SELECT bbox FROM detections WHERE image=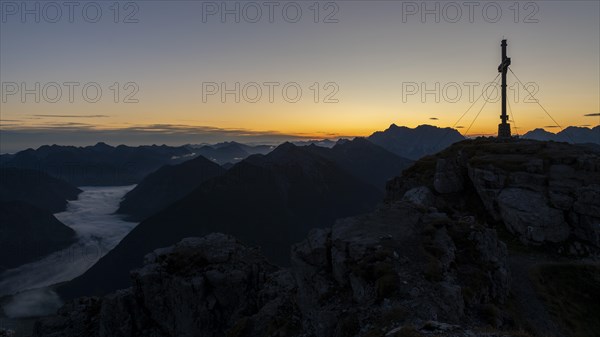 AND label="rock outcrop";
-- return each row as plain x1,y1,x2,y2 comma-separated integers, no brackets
33,234,285,337
291,203,510,336
388,139,600,252
497,188,569,243
0,329,15,337
34,200,513,337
